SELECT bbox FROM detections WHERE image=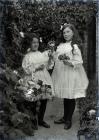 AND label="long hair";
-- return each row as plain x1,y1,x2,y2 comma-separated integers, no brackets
58,23,82,54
